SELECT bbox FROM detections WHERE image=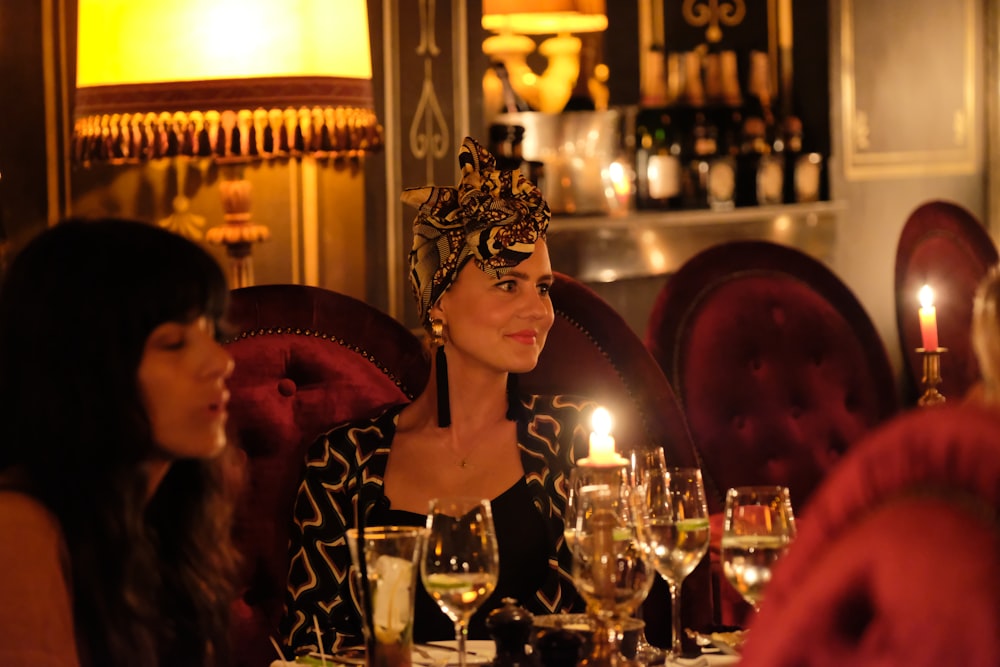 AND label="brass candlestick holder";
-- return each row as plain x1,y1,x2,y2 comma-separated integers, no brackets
917,347,947,407
571,459,643,667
